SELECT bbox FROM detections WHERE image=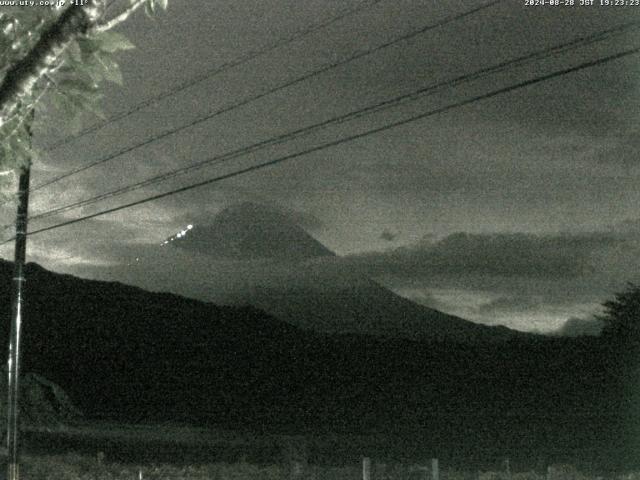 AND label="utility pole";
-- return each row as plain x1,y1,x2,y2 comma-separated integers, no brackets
5,118,32,480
